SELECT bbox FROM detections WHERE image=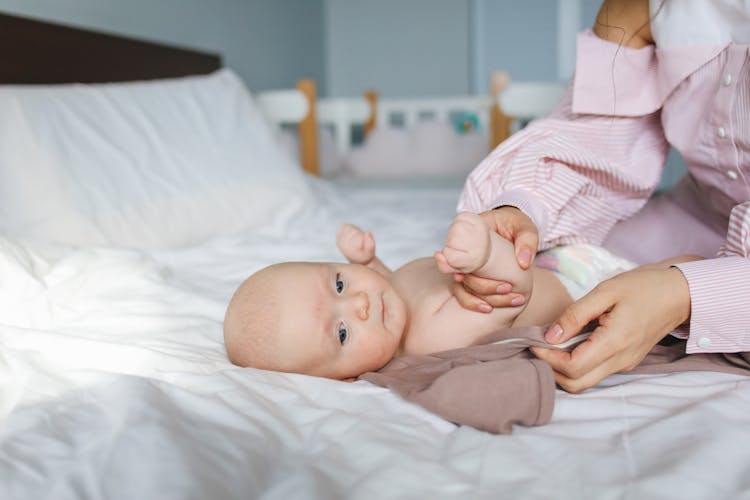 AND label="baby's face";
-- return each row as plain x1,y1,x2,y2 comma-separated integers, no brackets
270,262,407,379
